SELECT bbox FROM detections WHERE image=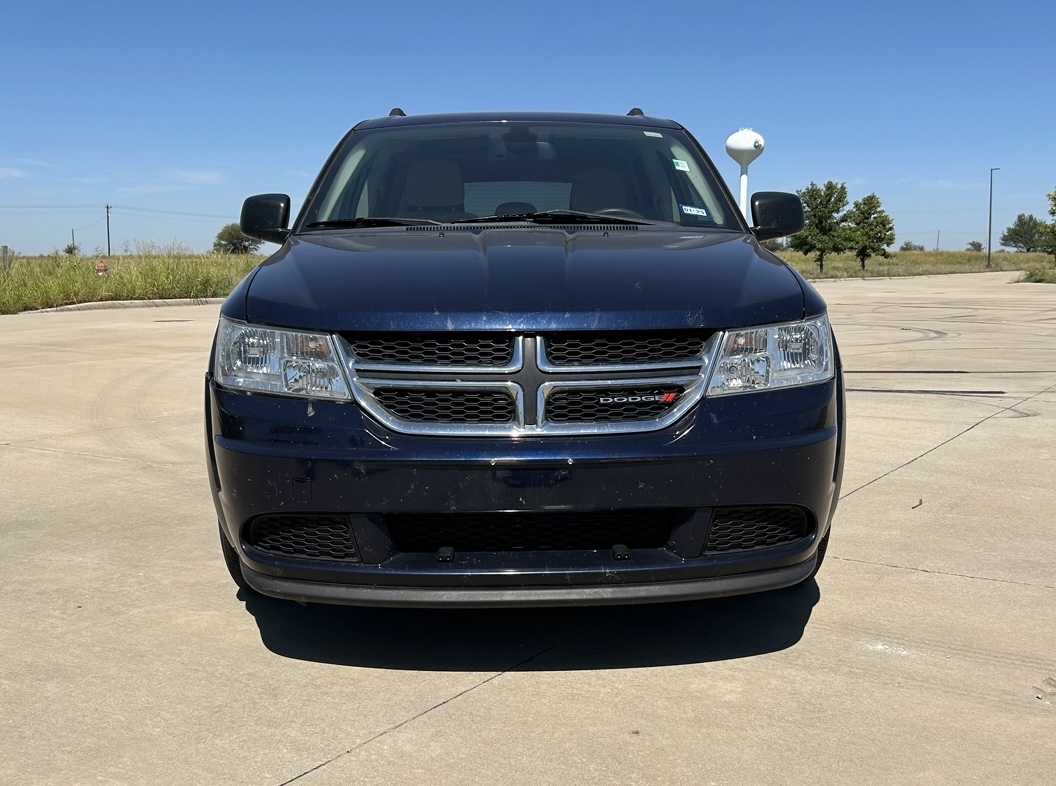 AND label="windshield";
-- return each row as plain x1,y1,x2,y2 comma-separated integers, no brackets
299,120,739,230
